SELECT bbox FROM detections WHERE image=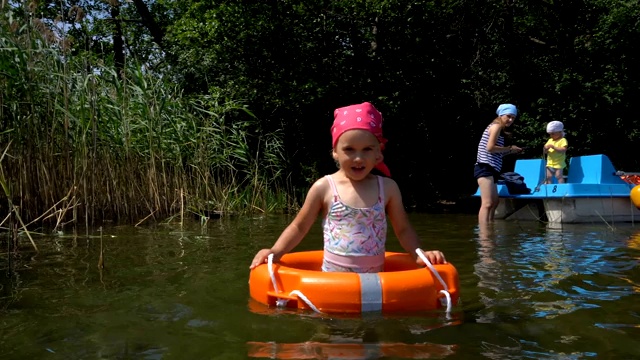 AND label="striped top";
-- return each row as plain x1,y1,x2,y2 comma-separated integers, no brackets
476,123,504,172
